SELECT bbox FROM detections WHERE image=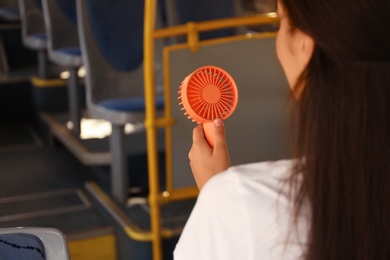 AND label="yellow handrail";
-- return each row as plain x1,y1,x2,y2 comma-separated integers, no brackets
144,0,163,259
154,12,278,39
